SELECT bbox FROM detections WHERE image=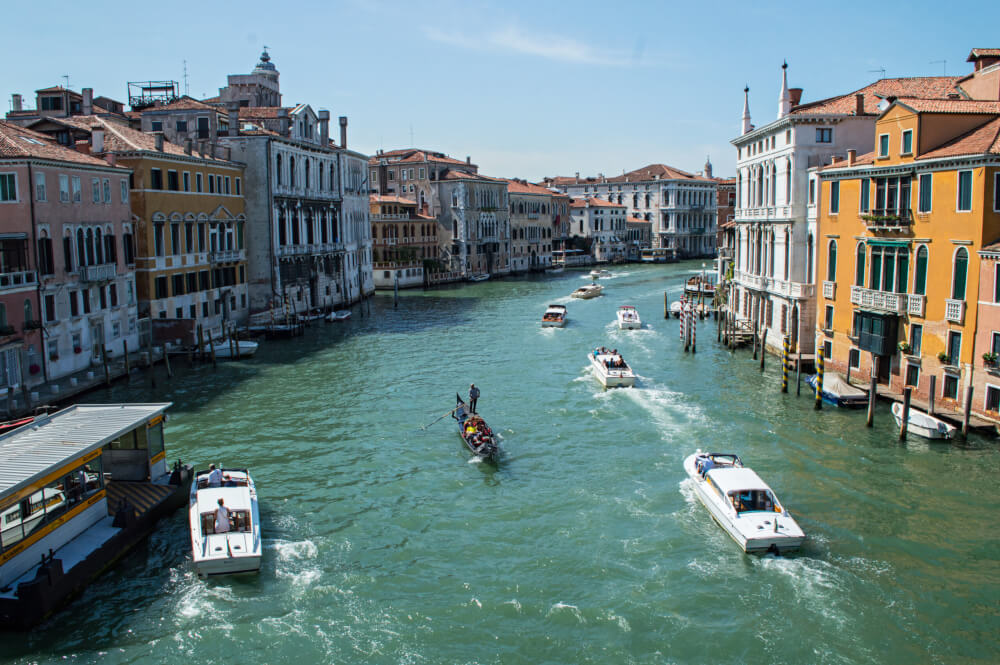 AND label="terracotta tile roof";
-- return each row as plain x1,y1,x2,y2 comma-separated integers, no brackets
200,95,222,104
790,77,964,116
626,216,650,224
440,169,503,182
35,86,75,95
0,120,123,168
504,179,553,195
37,115,233,162
894,99,1000,114
369,149,472,167
370,194,417,205
968,48,1000,61
237,106,289,119
570,197,625,208
547,163,713,185
818,151,876,171
146,96,220,113
919,116,1000,159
